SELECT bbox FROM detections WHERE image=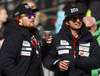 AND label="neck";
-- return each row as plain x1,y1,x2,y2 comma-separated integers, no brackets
70,29,80,38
